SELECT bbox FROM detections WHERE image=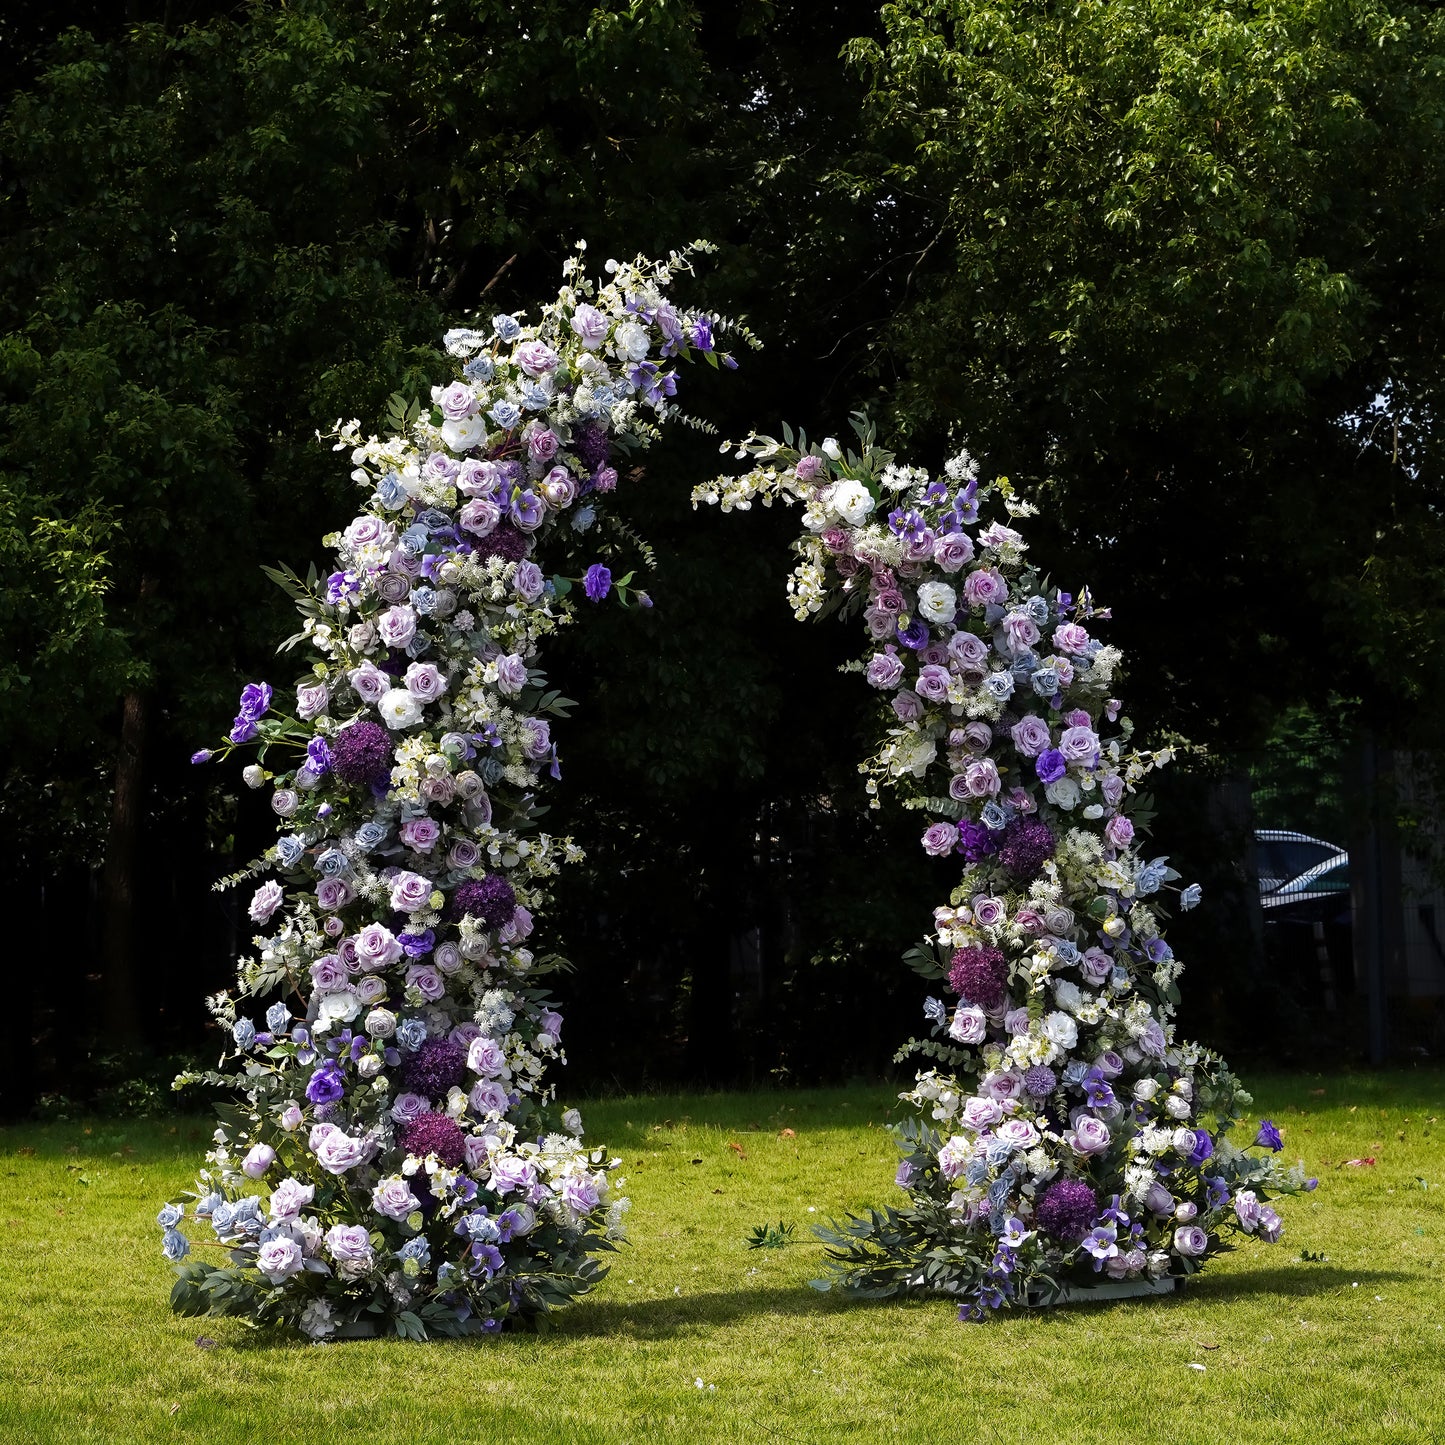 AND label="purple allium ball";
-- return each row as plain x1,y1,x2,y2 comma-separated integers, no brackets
997,817,1055,881
1023,1065,1057,1098
948,945,1009,1008
957,820,998,863
572,421,611,474
474,524,530,565
331,719,392,788
400,1111,467,1168
451,874,517,929
401,1038,467,1098
1036,1177,1099,1242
